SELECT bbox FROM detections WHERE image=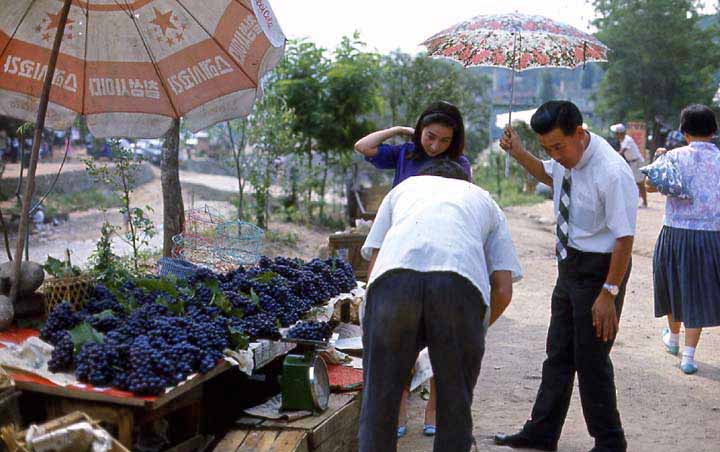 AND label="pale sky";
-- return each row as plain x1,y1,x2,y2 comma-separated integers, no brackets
269,0,718,55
